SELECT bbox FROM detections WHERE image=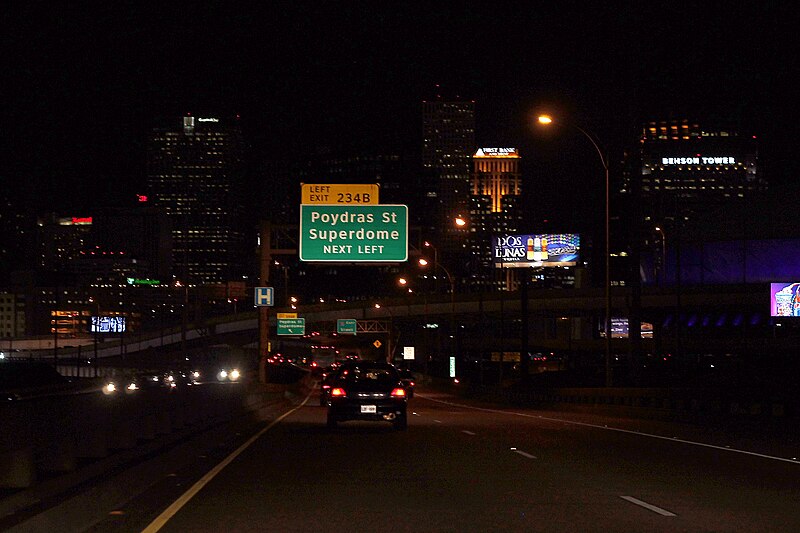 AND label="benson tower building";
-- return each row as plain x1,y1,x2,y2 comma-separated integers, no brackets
146,116,247,285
